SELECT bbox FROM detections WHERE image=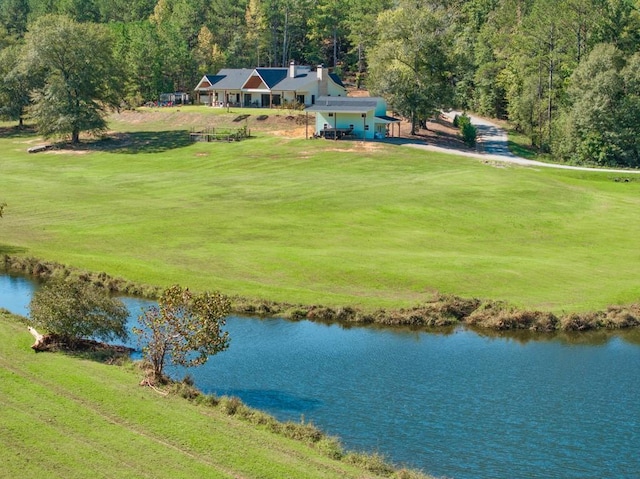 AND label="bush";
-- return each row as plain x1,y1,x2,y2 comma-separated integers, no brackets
28,278,128,345
456,113,477,147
